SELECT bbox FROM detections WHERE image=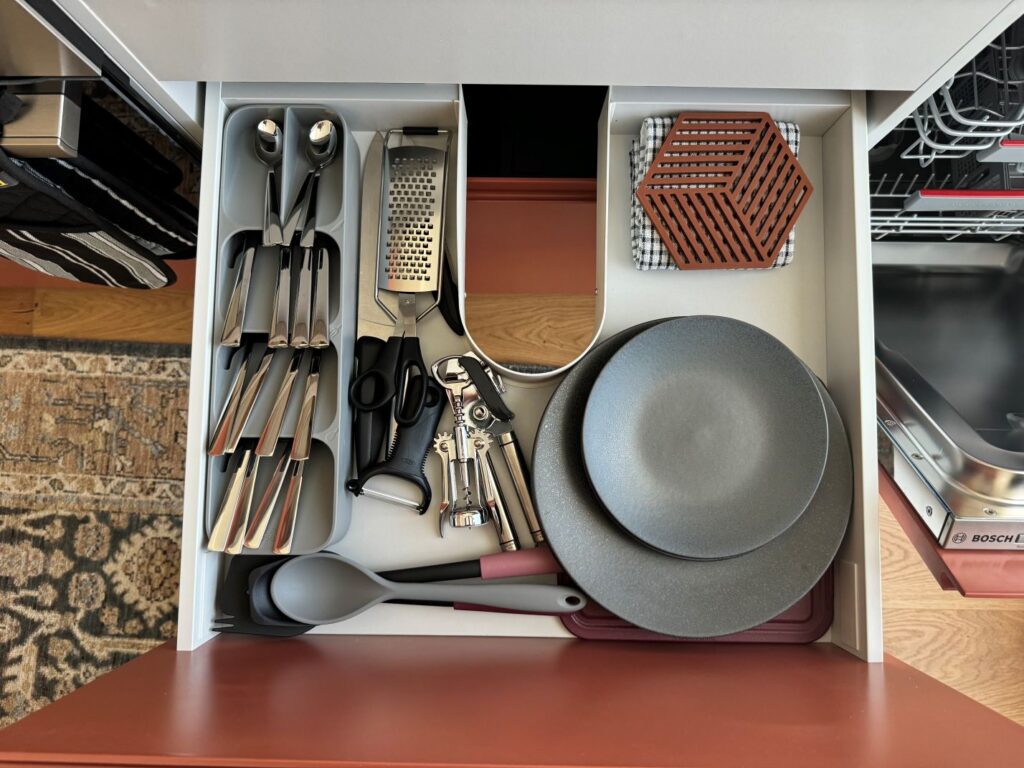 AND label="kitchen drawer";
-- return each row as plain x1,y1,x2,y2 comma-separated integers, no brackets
178,82,881,660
